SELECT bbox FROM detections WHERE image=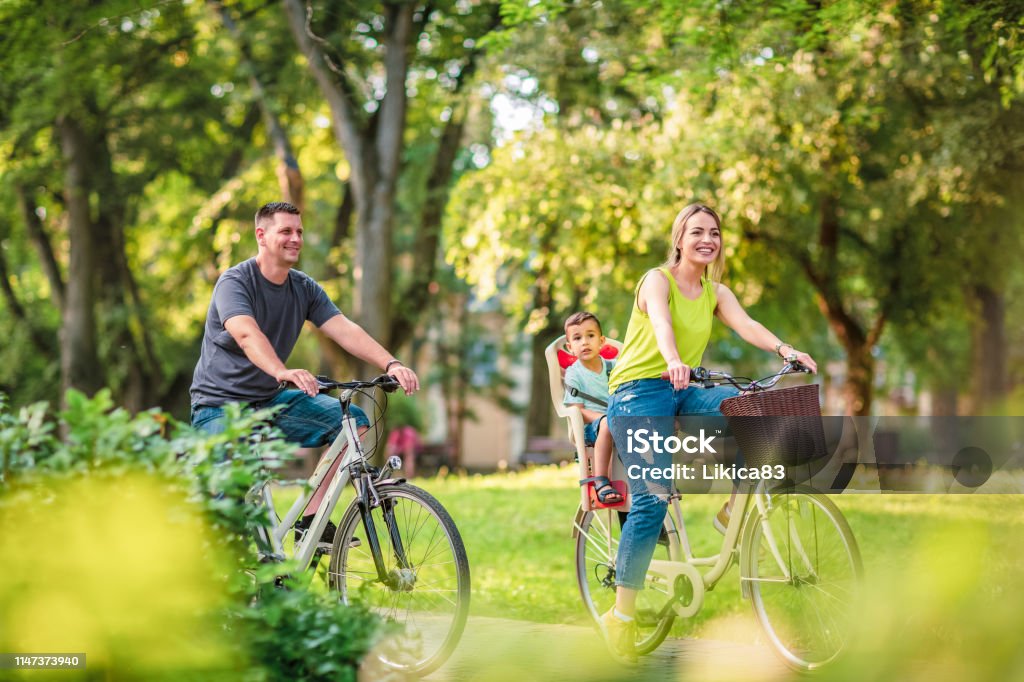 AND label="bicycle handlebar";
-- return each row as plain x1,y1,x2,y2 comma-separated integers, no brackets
314,374,402,393
278,374,402,394
661,359,812,392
